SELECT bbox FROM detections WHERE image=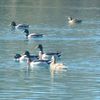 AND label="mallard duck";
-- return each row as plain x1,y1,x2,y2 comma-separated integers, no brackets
14,51,38,62
68,17,82,25
27,57,50,68
11,21,29,30
24,29,43,39
37,44,61,60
